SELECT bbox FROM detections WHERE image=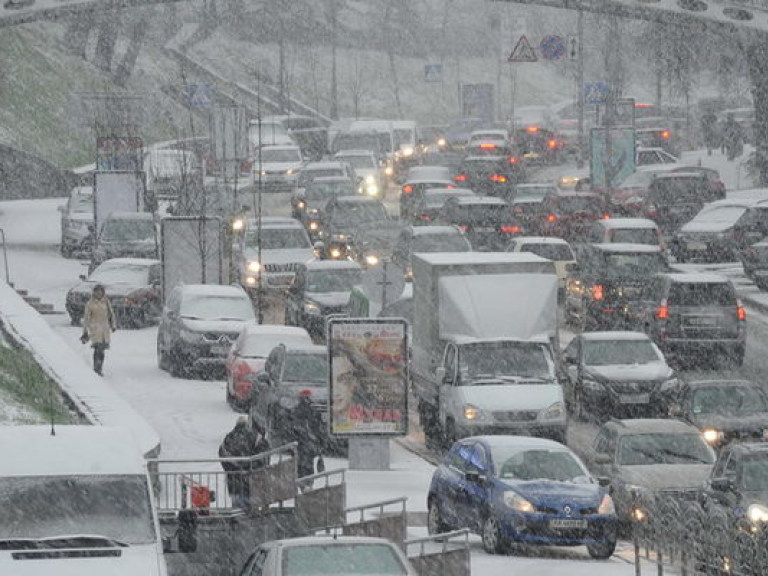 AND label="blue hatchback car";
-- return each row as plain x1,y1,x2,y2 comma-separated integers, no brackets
427,436,618,558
